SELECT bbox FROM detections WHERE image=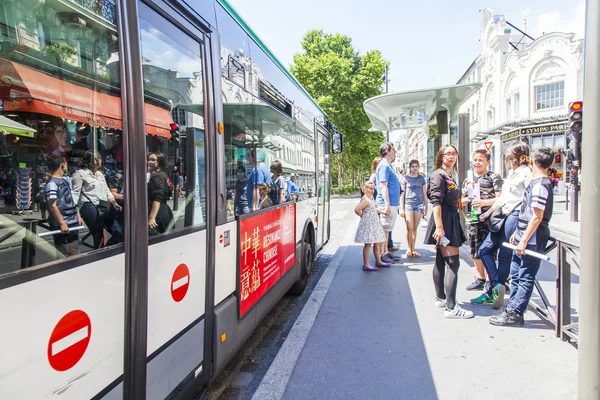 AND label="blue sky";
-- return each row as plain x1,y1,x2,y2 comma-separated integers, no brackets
227,0,585,92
